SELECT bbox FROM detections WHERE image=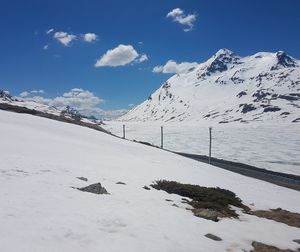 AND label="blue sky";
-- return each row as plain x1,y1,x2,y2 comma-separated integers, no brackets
0,0,300,117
